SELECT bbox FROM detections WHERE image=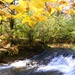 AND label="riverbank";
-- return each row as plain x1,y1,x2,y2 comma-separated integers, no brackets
48,43,74,48
0,42,47,63
0,42,75,64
